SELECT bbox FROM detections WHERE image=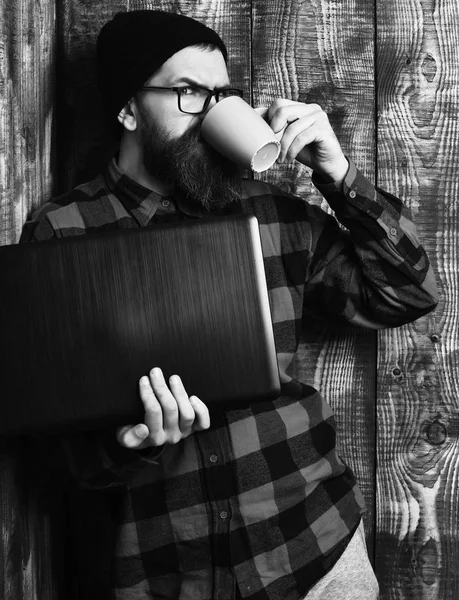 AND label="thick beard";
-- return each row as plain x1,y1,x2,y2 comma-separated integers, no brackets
137,104,243,210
